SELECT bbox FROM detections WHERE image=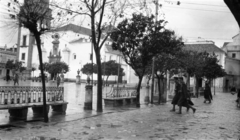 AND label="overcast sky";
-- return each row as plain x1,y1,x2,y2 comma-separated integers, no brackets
162,0,238,47
0,0,238,48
